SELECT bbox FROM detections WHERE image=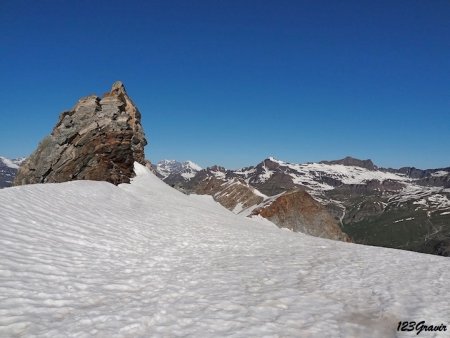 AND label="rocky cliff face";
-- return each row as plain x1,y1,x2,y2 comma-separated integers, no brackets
14,81,147,186
252,190,350,242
